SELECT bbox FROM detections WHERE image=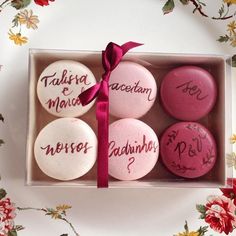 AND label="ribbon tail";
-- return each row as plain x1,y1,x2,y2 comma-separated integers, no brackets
79,83,101,106
96,100,109,188
121,41,143,55
96,81,109,188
